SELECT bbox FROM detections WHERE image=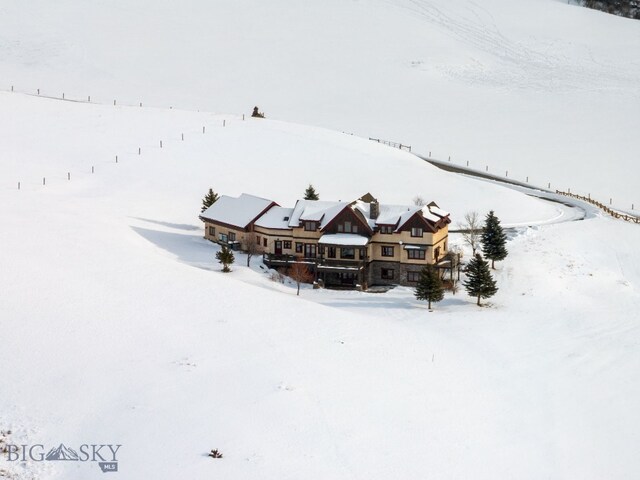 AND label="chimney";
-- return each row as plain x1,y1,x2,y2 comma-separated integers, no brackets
370,200,379,220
